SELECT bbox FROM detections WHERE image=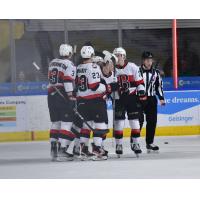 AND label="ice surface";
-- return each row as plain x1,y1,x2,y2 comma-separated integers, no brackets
0,136,200,179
